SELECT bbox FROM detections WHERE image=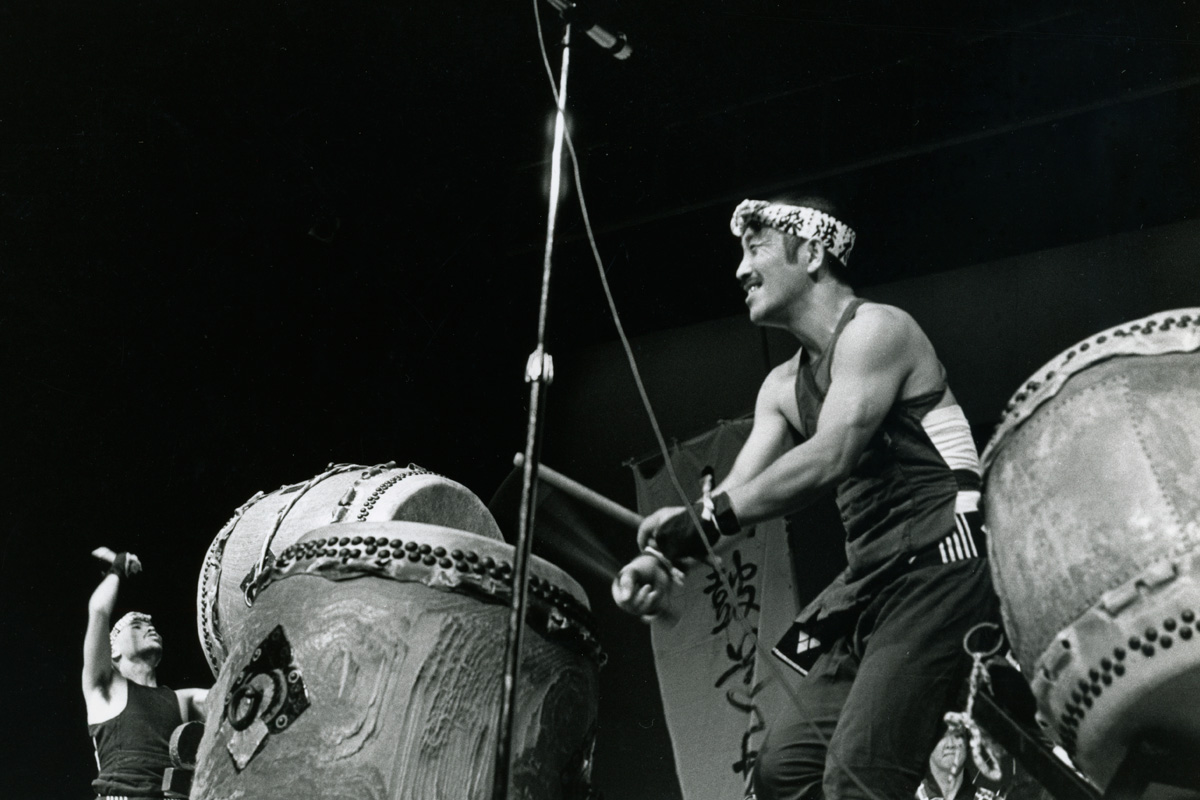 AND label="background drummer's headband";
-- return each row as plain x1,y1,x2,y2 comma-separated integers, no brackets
110,611,152,652
730,199,857,264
